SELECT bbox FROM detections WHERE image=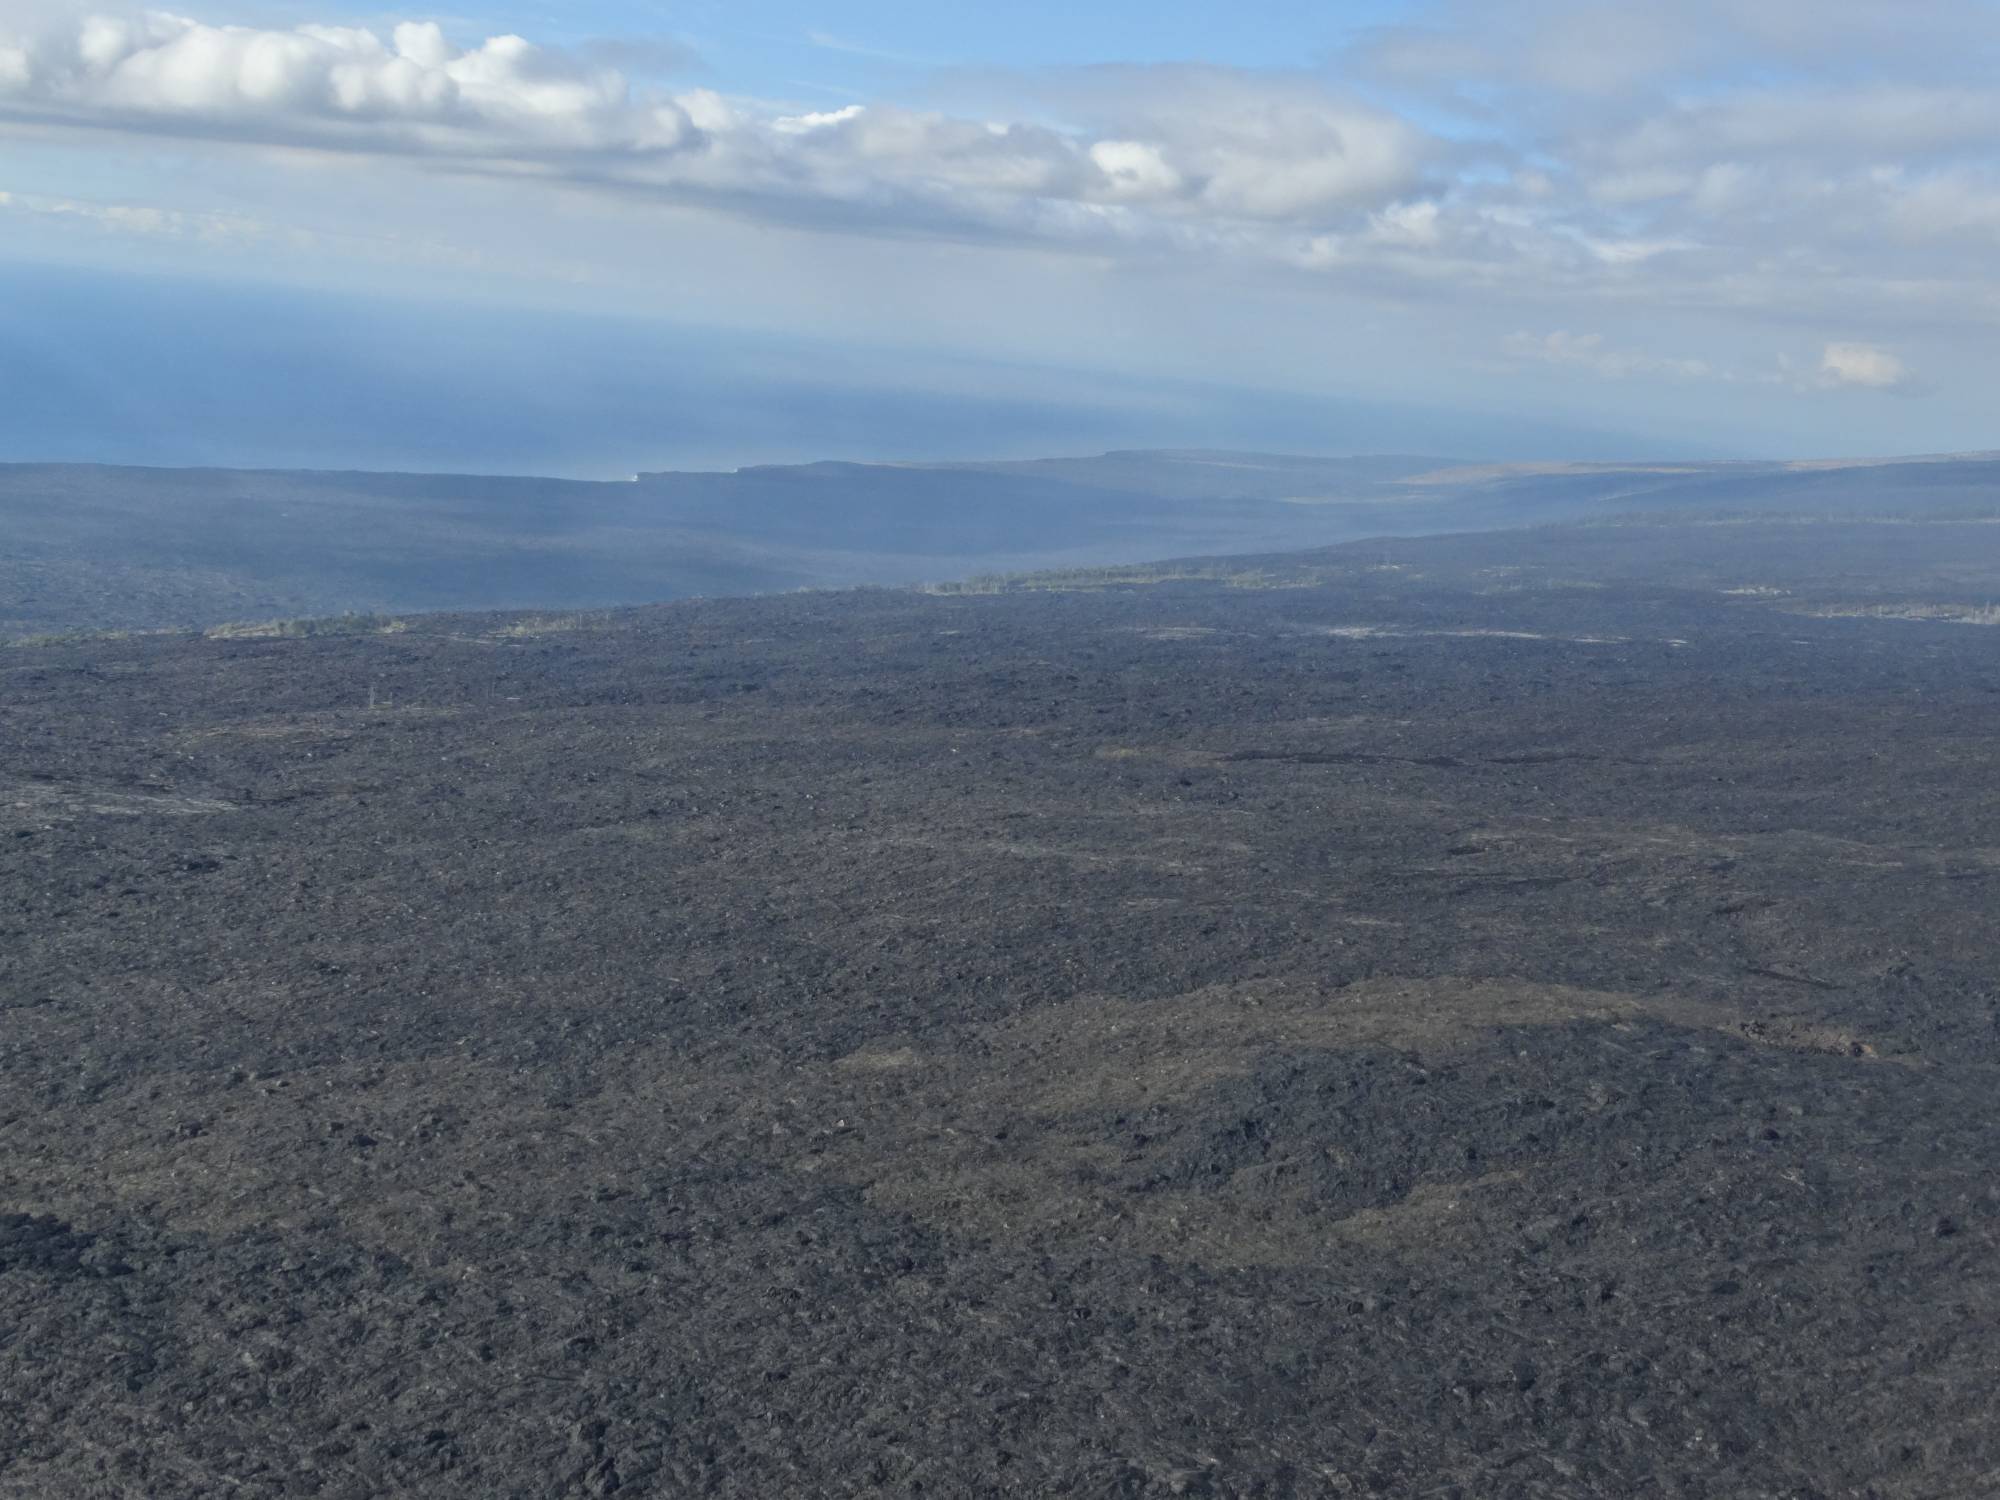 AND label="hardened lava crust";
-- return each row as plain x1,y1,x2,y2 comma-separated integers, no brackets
4,525,2000,1498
